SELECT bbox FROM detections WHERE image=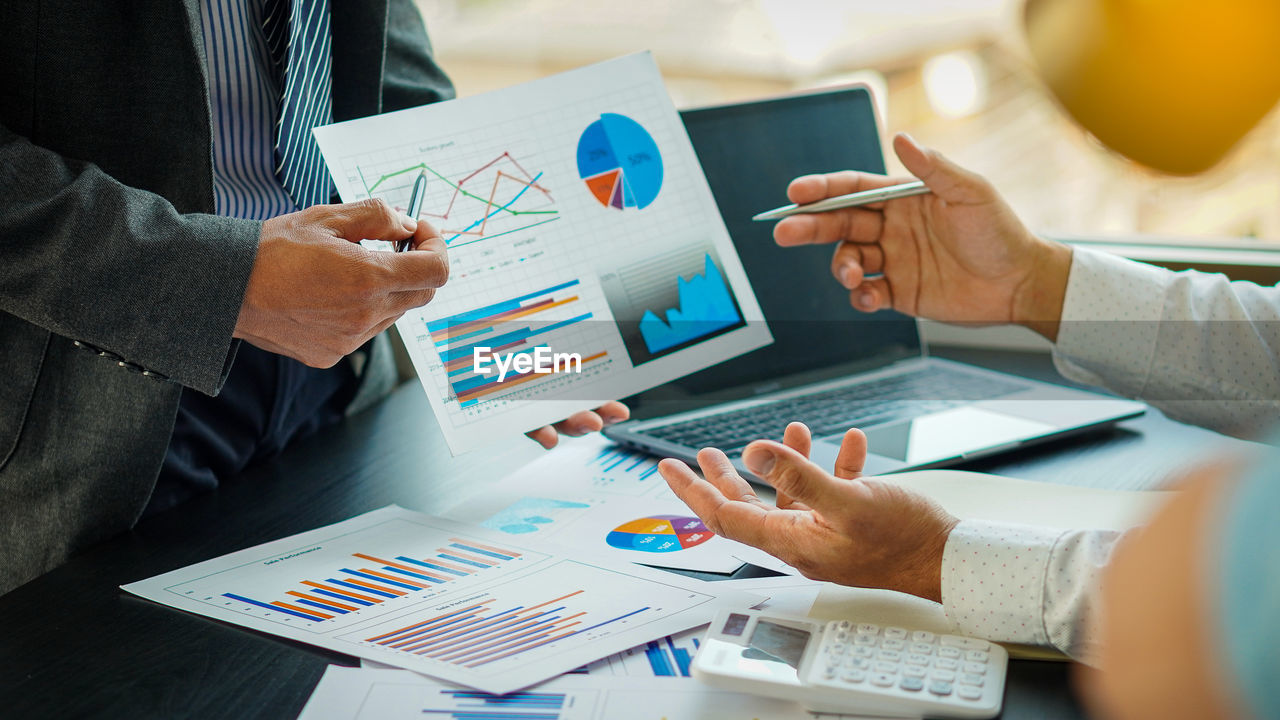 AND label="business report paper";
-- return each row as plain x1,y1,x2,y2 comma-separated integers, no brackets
121,506,759,694
445,435,793,574
313,53,771,453
297,668,854,720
